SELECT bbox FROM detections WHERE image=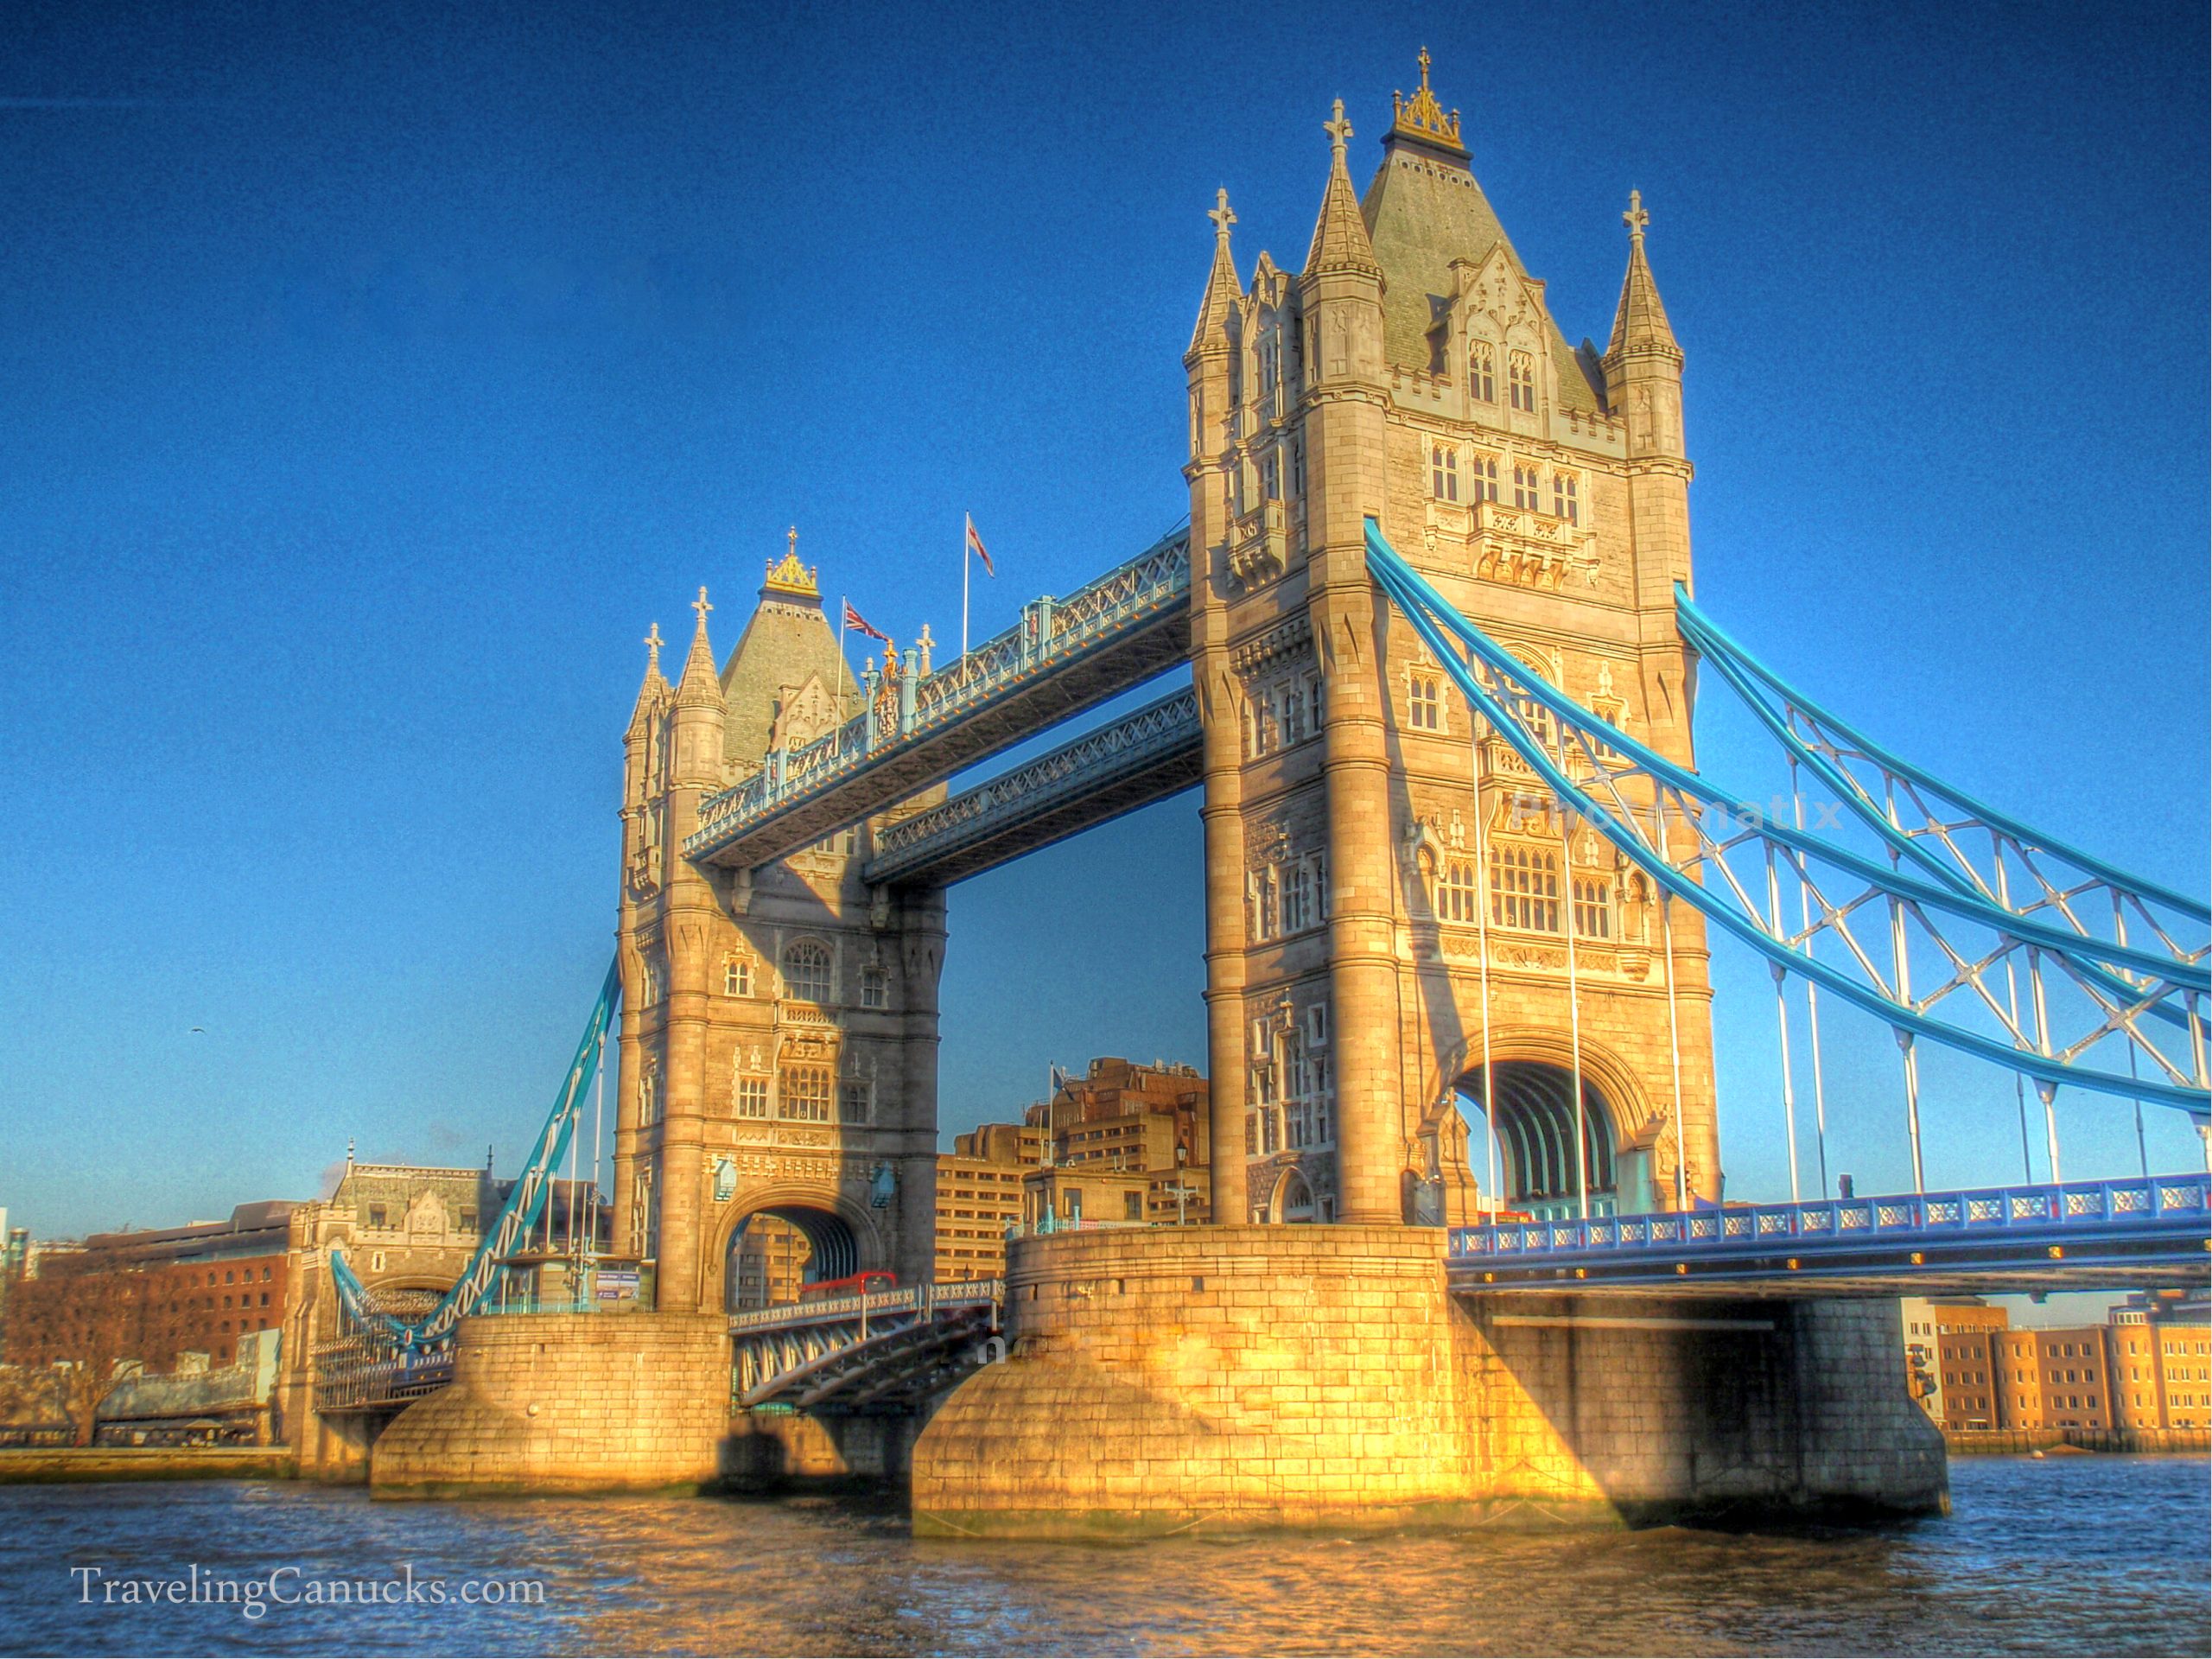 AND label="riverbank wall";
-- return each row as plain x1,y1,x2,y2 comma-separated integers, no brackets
0,1446,296,1484
1945,1427,2210,1456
